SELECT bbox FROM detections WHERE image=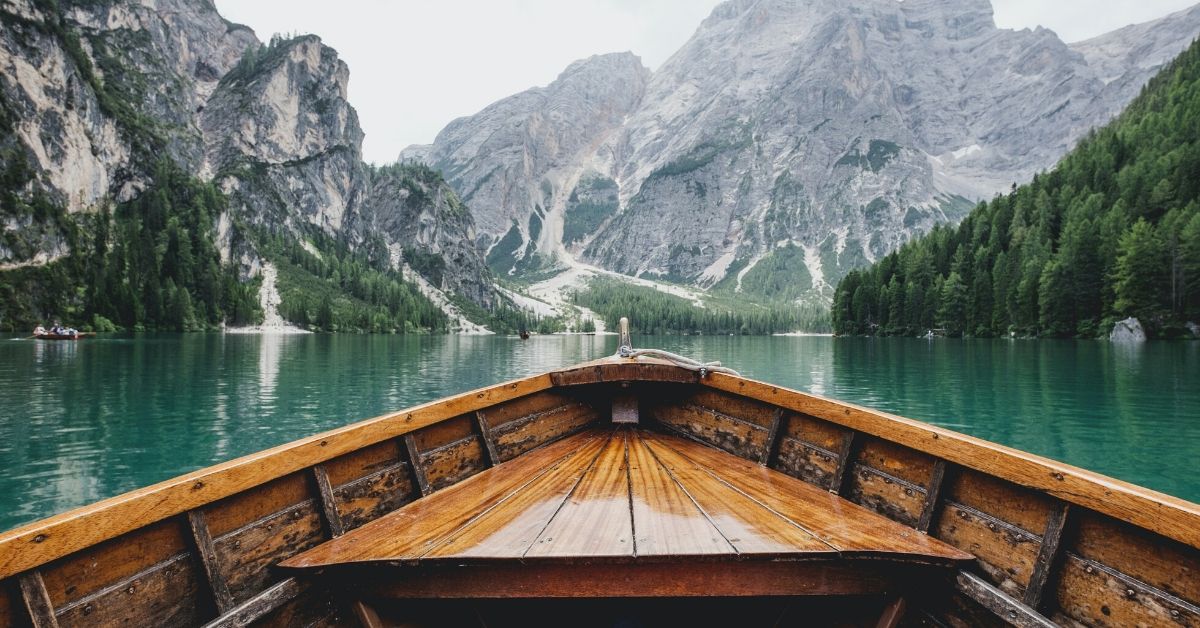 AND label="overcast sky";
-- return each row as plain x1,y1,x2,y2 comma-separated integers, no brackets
213,0,1199,164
